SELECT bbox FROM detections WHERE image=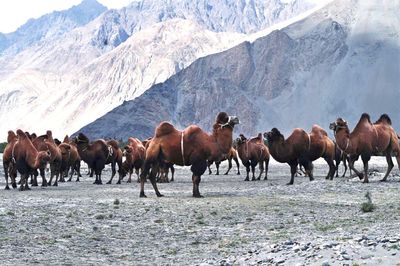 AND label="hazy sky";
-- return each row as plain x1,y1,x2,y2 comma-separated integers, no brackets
0,0,133,33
